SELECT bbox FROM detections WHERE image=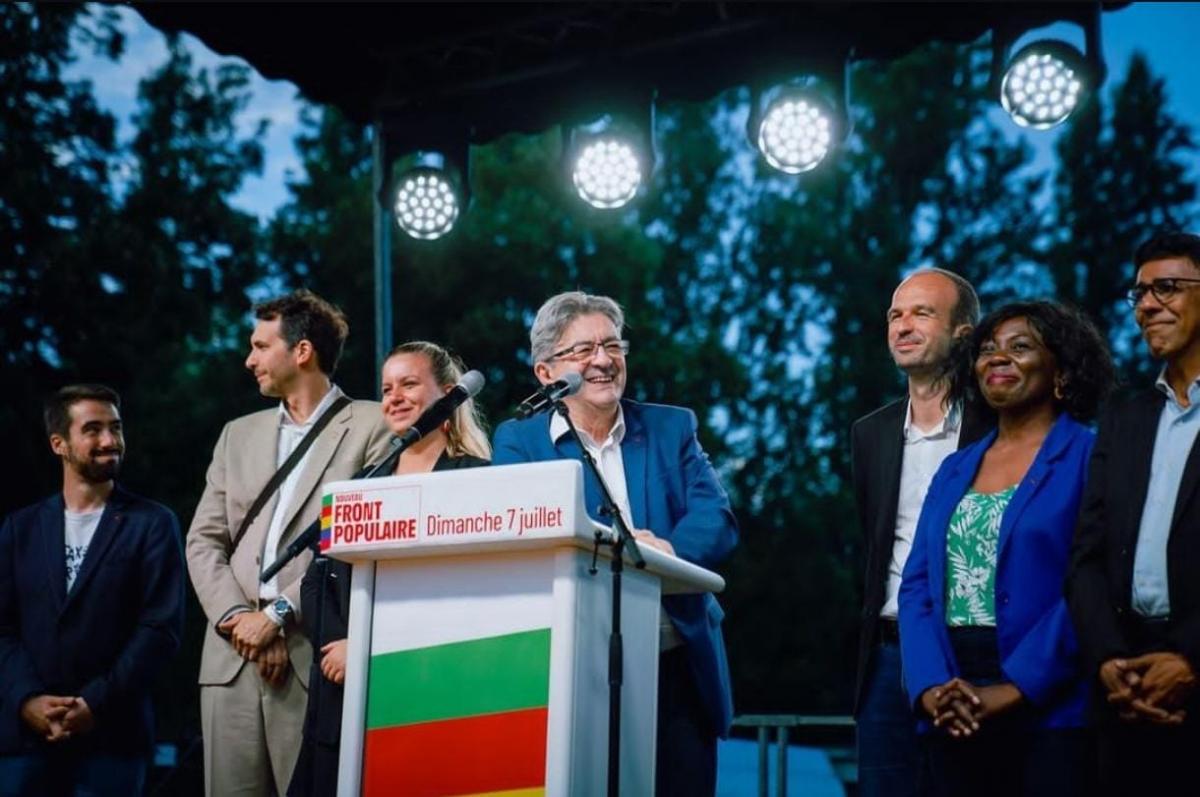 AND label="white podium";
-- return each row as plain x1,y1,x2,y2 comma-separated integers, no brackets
321,460,724,796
